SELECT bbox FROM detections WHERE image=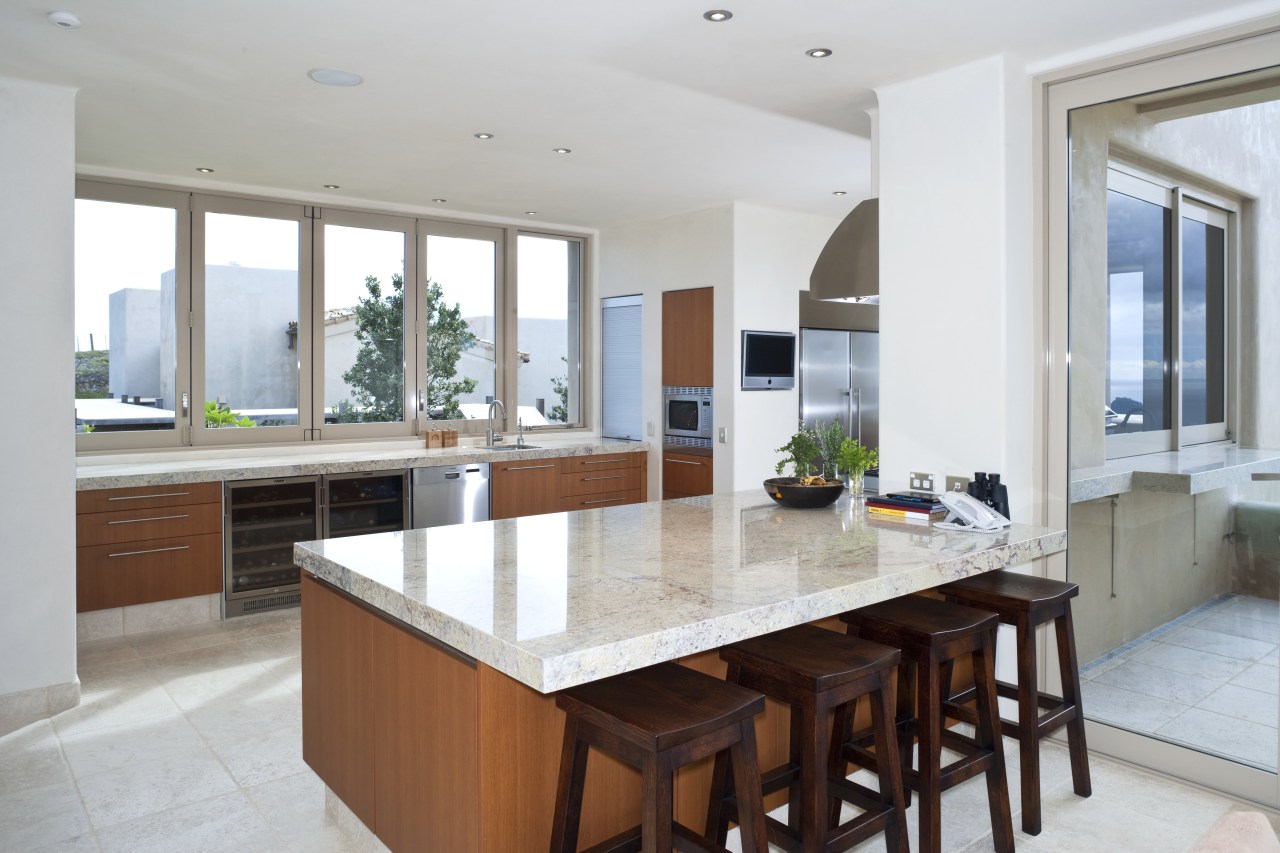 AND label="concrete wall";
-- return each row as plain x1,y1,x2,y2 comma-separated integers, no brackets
108,288,162,400
0,77,79,730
